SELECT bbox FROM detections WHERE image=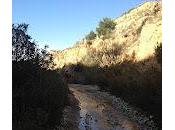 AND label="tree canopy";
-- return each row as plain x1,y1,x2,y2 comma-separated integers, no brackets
96,18,116,37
